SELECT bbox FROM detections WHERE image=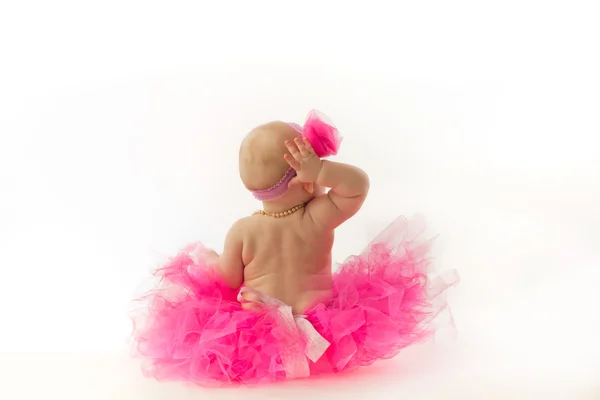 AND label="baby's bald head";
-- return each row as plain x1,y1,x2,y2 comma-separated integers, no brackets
239,121,299,190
